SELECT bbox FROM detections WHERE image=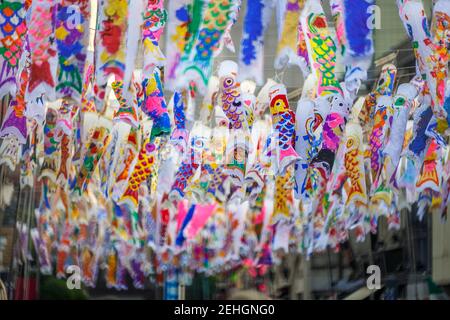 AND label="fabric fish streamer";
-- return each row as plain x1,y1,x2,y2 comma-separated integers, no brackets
0,0,28,98
368,96,394,188
226,201,249,261
188,126,226,203
308,95,330,161
239,0,273,85
175,0,204,80
99,128,119,197
54,103,77,187
268,84,300,175
296,18,311,78
275,0,308,75
94,0,128,112
71,127,111,196
311,94,350,177
26,0,58,121
242,94,255,132
119,138,159,209
170,123,208,201
339,0,375,59
416,139,442,193
170,91,189,155
408,94,434,181
197,76,219,124
344,121,367,209
301,0,342,97
155,150,179,199
329,0,374,93
271,166,295,224
360,64,397,135
55,0,90,101
18,120,39,188
80,64,96,114
142,0,167,78
294,99,315,199
215,0,241,58
398,0,449,132
0,37,30,145
219,62,248,131
113,126,140,199
142,69,171,138
111,80,139,128
245,120,272,200
178,0,236,91
165,0,190,90
225,132,250,192
39,107,60,182
383,82,419,185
